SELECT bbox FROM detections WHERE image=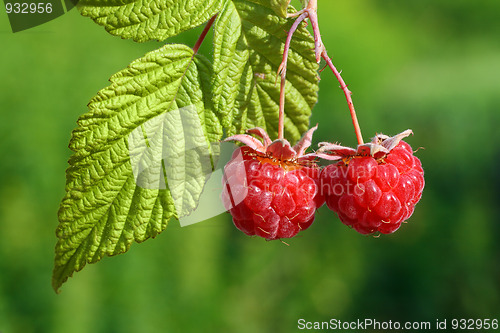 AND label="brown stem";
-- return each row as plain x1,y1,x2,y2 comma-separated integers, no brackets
278,73,286,140
277,12,309,140
193,15,217,55
280,0,365,145
322,53,364,145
